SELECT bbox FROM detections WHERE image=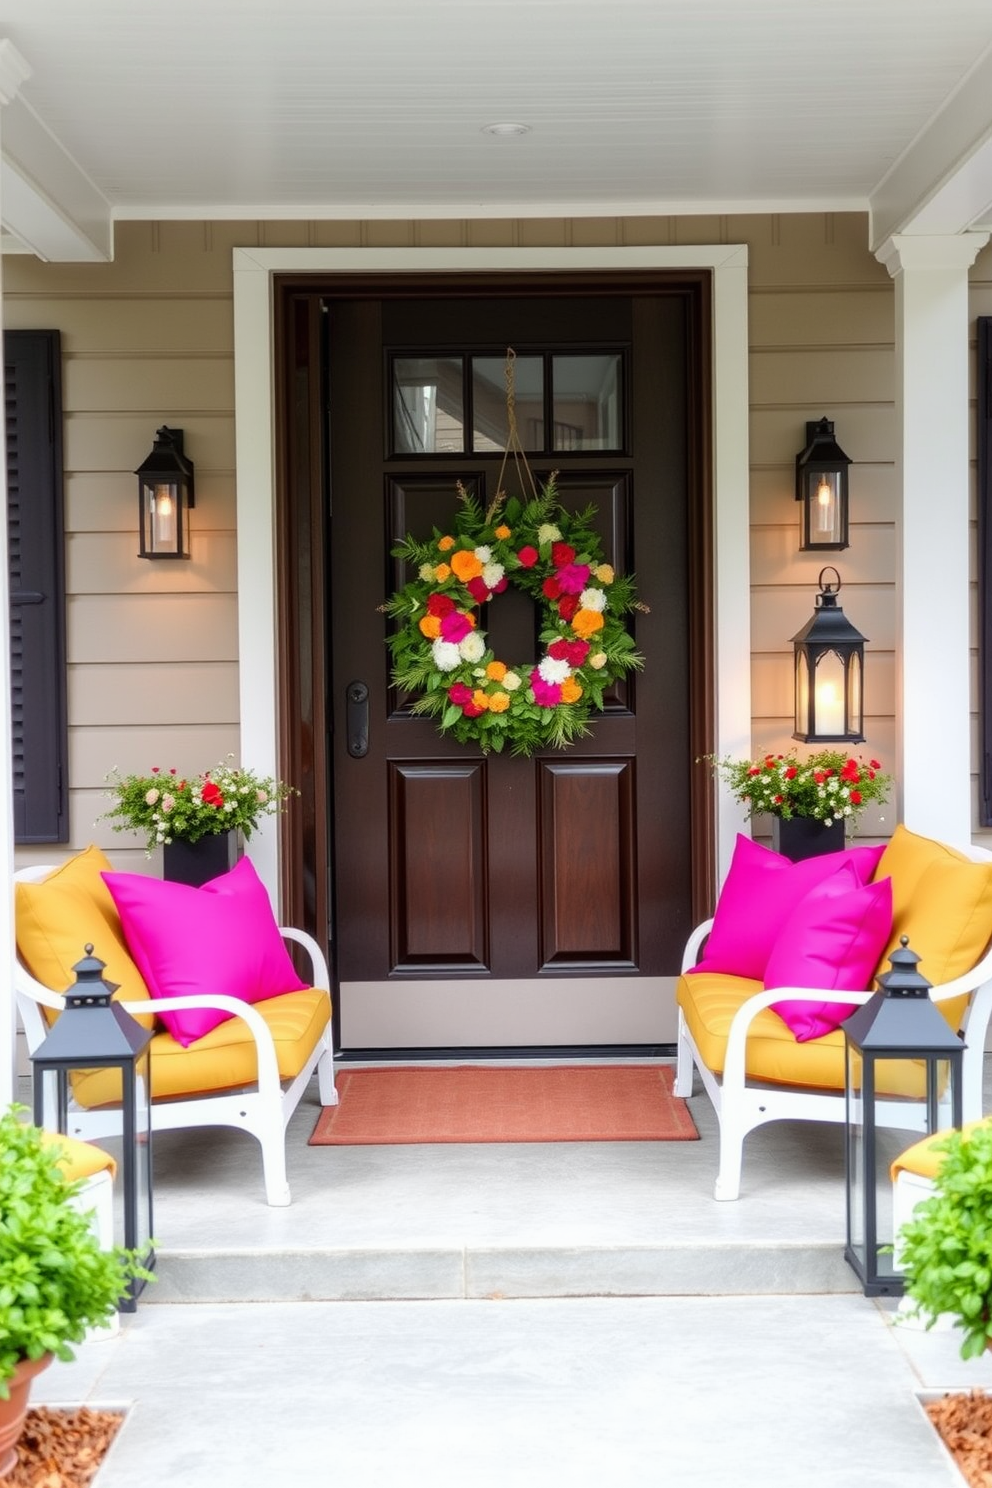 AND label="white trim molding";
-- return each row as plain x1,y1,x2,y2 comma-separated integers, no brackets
231,245,752,901
875,231,990,843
